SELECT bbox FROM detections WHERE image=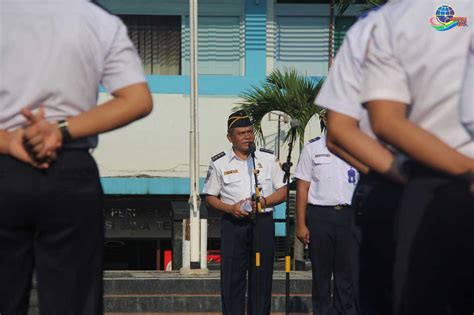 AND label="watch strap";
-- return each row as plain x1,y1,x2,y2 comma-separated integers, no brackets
57,120,72,144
